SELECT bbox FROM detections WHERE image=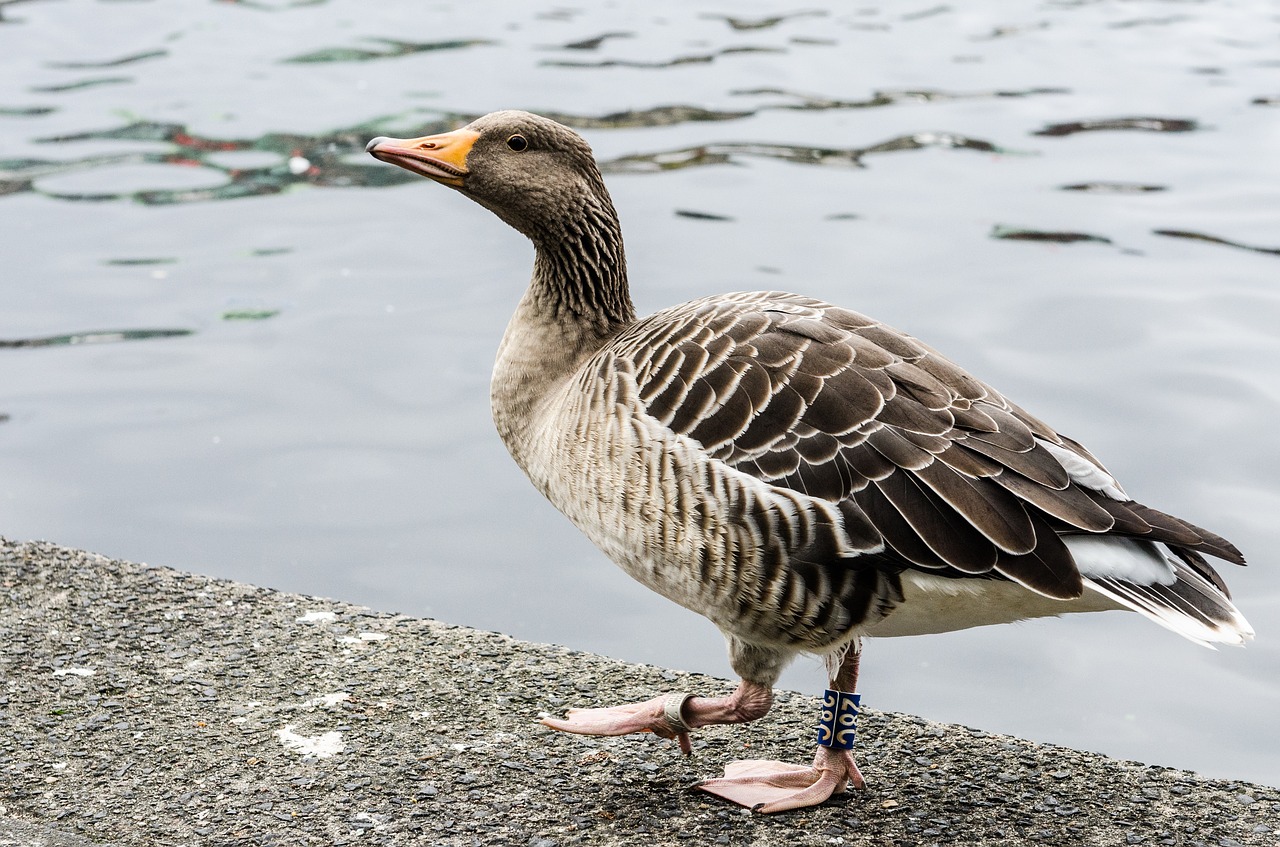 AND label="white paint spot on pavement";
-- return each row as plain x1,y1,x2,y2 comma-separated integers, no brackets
276,724,345,758
299,692,350,709
339,631,388,644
